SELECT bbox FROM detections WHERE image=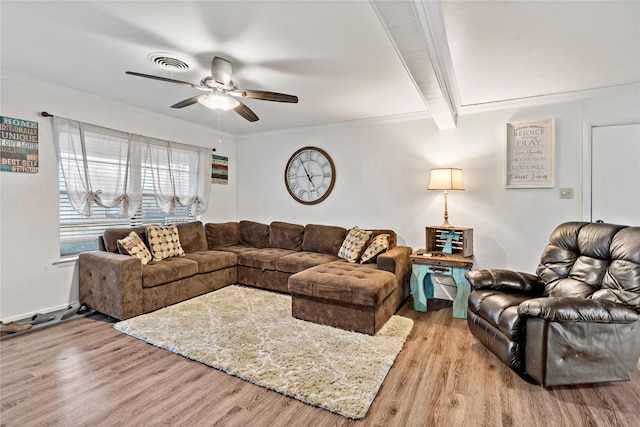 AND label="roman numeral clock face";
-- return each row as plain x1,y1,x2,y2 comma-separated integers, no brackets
285,146,336,205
